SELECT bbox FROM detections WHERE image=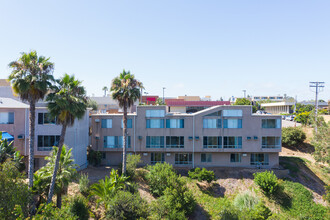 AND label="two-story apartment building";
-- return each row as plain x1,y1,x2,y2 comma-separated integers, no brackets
0,97,90,170
91,105,281,168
